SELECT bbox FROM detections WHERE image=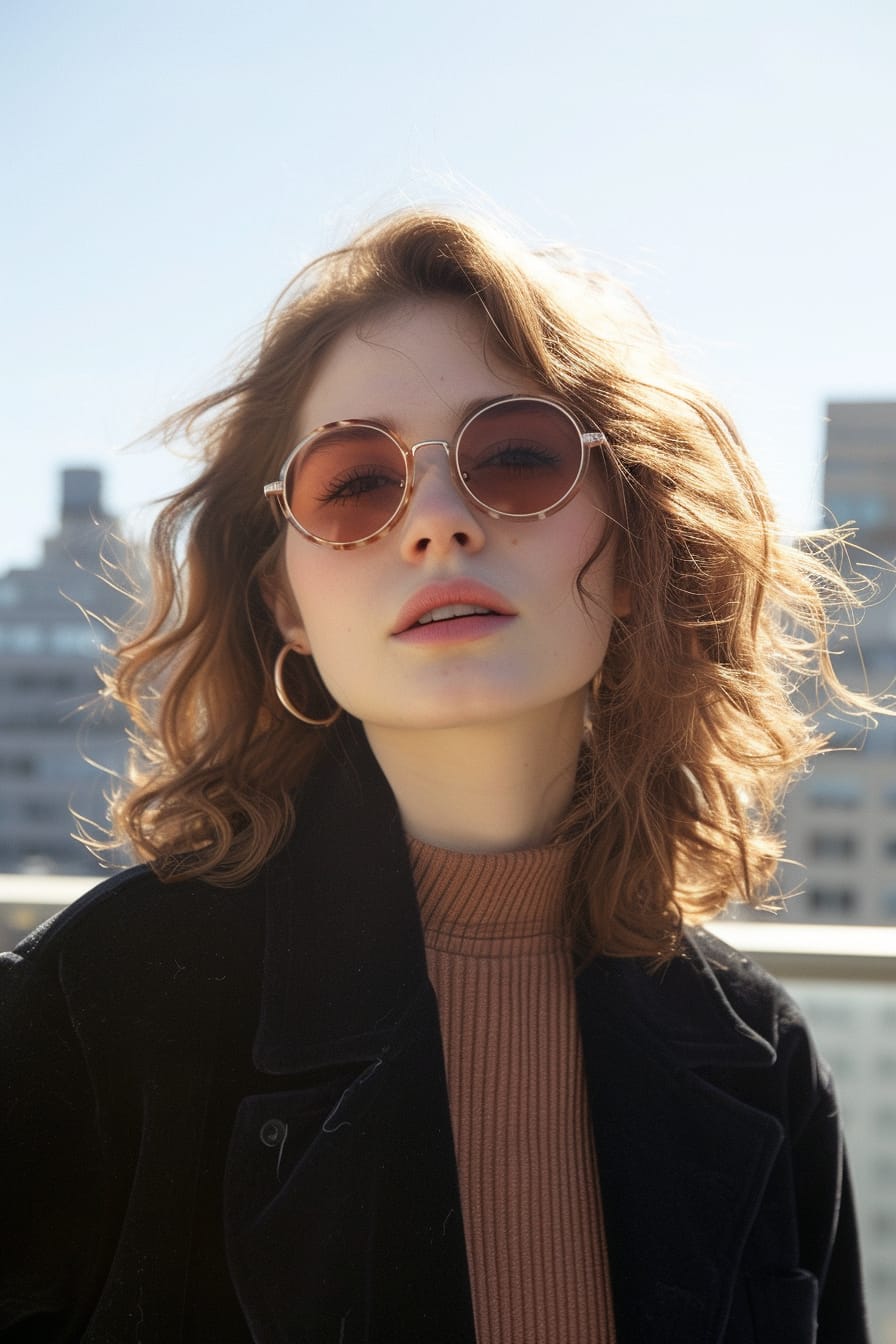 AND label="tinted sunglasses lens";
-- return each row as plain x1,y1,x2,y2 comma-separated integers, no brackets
286,427,405,544
458,401,584,516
